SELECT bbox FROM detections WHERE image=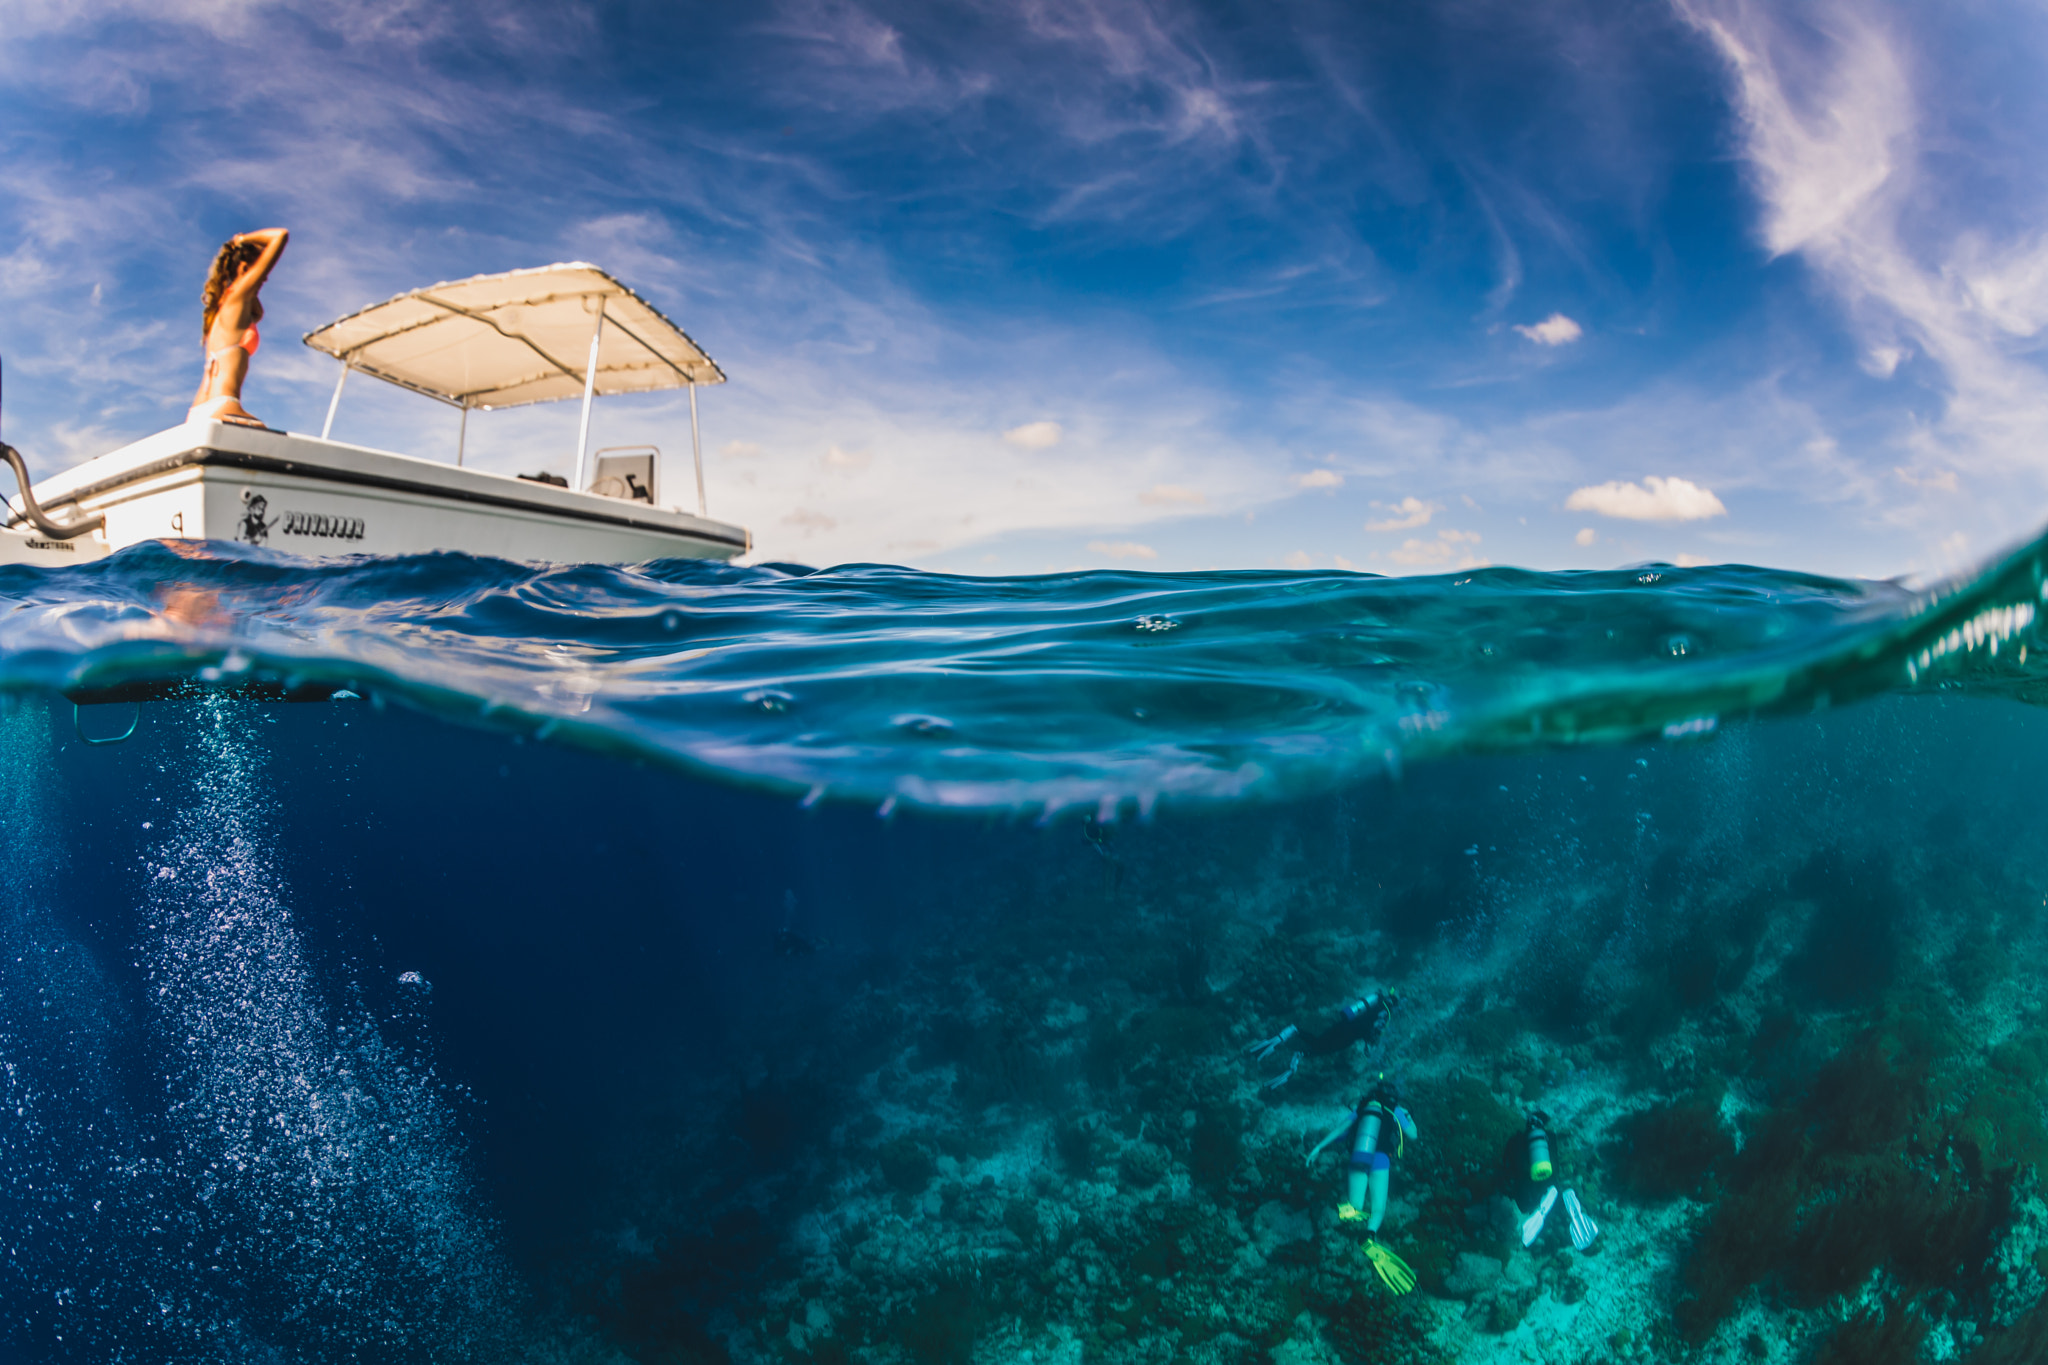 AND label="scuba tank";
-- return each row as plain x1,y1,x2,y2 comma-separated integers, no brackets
1357,1076,1412,1157
1524,1110,1554,1183
1342,990,1401,1037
